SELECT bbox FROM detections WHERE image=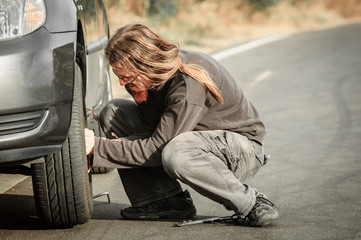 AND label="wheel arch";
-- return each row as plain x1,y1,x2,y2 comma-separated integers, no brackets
76,20,87,95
